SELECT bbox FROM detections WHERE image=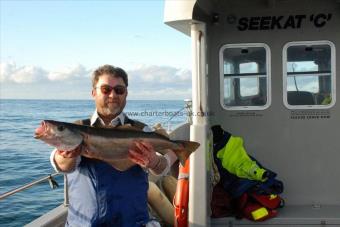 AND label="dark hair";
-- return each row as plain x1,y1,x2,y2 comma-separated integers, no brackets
92,64,128,87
